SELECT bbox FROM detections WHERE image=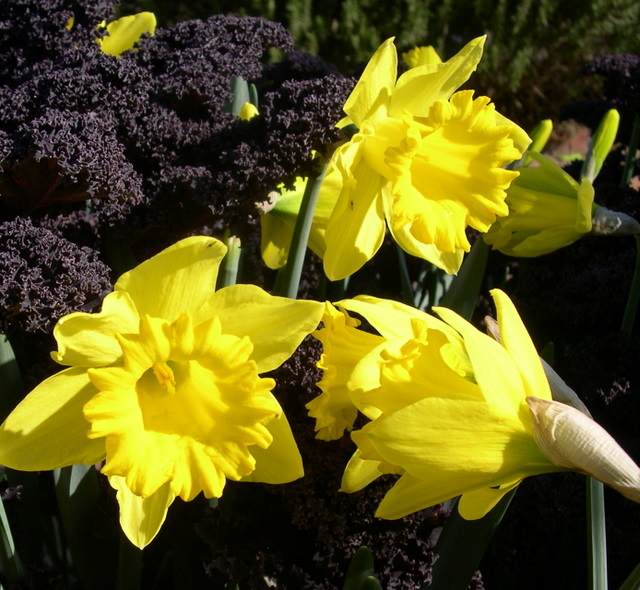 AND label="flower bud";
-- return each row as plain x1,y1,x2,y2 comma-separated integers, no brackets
527,397,640,503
